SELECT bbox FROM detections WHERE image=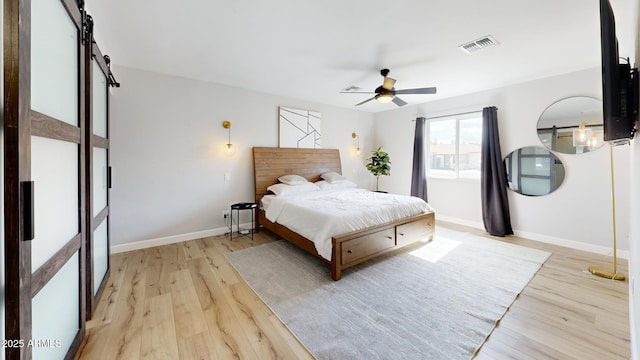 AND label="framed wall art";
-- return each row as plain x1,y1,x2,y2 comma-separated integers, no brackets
278,106,322,148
